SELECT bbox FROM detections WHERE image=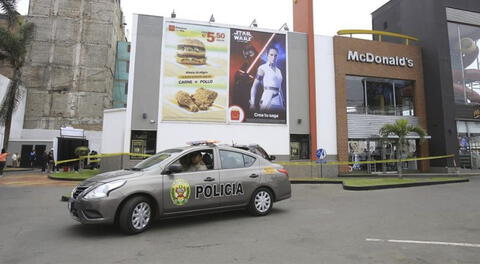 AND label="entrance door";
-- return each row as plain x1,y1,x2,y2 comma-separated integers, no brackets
382,141,398,172
20,145,33,168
